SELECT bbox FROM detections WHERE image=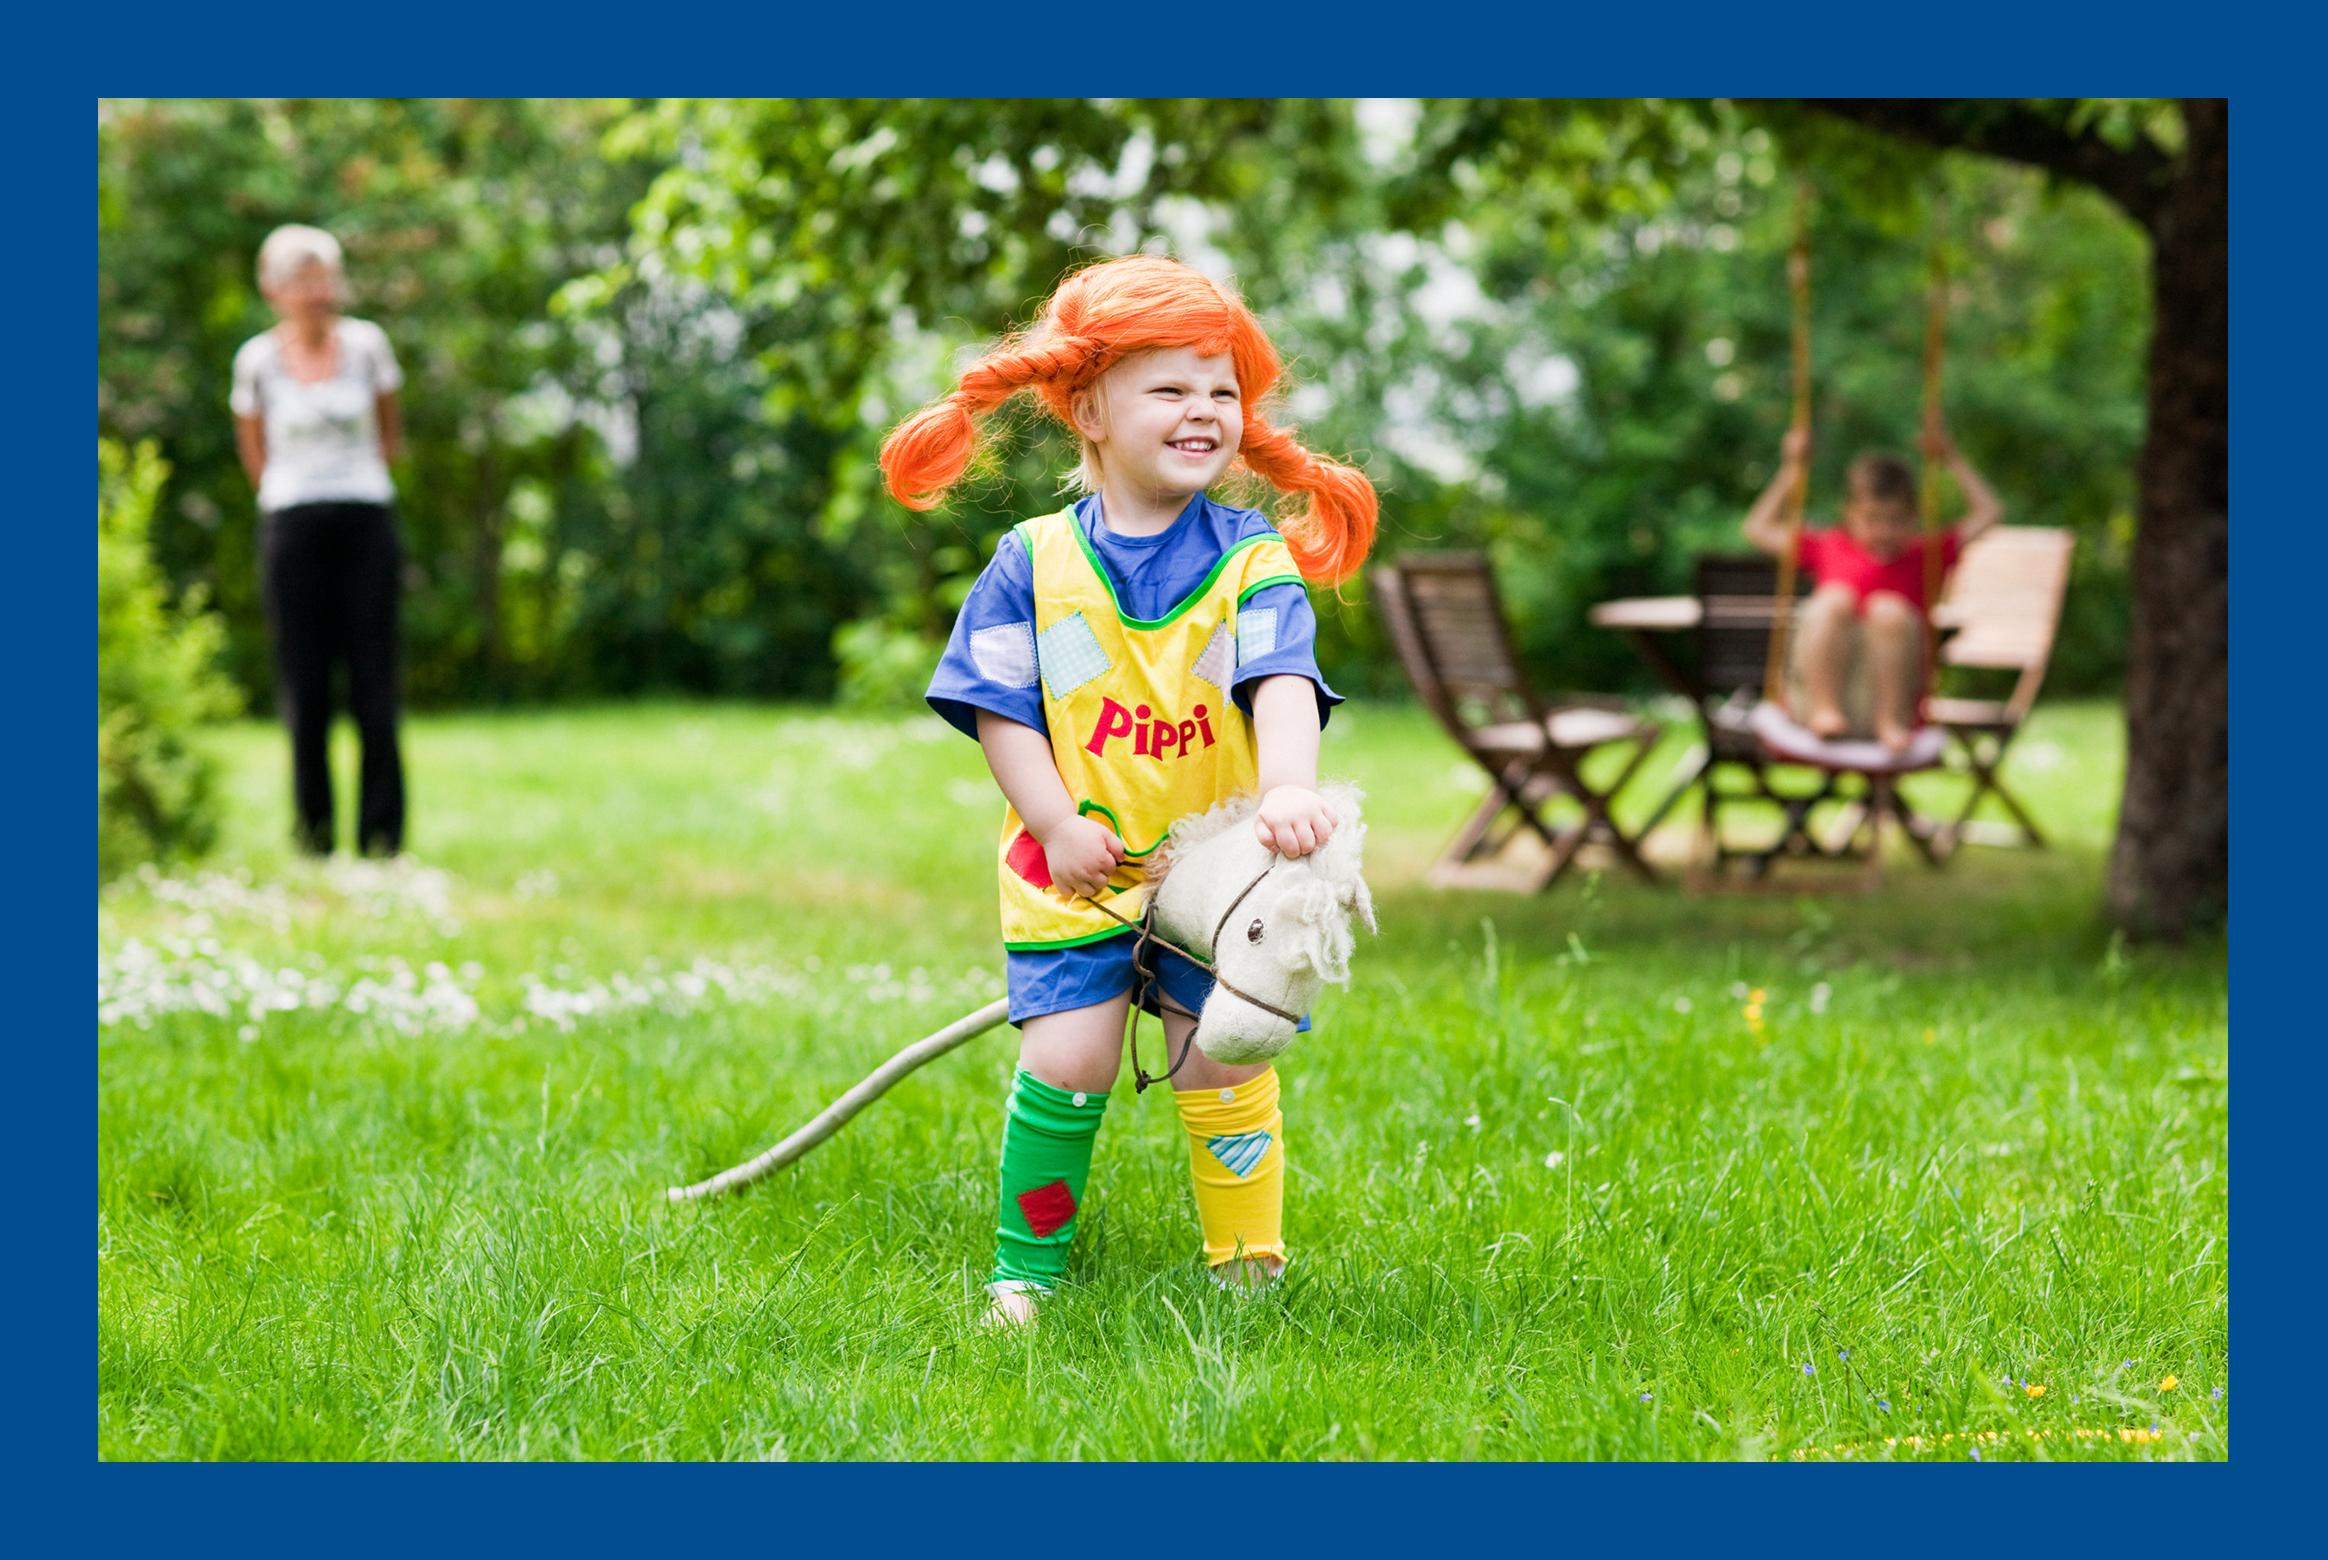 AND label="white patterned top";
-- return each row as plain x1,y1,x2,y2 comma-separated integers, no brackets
230,318,403,511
